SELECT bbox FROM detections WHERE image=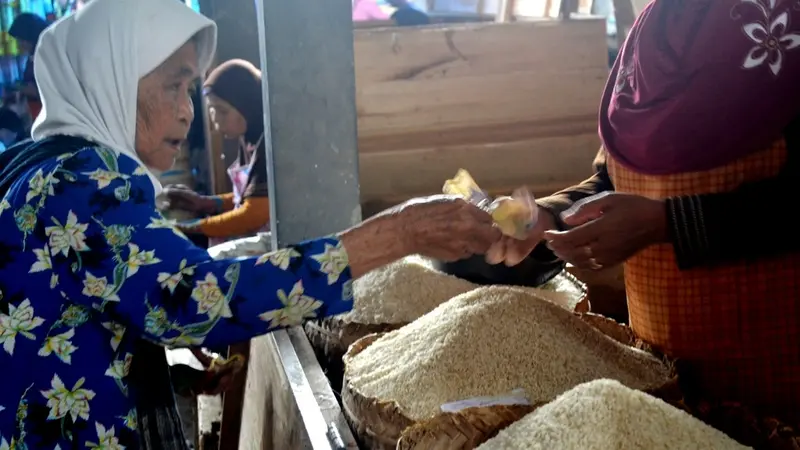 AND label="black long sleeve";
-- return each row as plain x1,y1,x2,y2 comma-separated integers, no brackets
535,134,800,270
667,118,800,269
